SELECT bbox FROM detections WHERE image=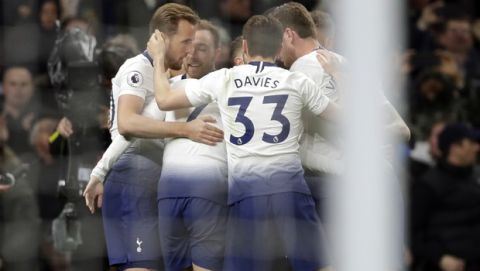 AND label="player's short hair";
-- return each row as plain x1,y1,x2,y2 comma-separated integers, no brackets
197,20,220,49
149,3,199,35
230,36,243,56
242,15,283,58
269,2,316,39
310,10,335,40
